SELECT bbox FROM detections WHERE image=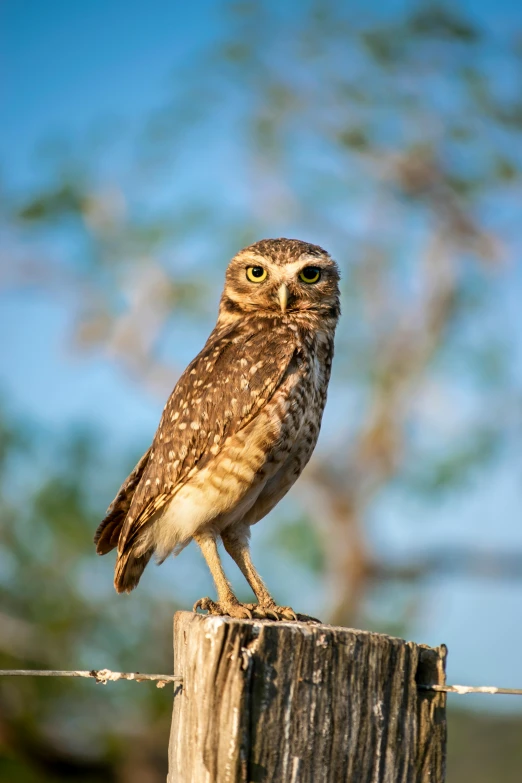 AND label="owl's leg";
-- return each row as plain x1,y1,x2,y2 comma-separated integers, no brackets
221,529,304,622
192,532,253,620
